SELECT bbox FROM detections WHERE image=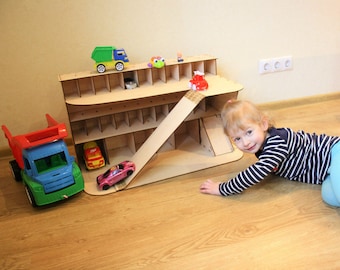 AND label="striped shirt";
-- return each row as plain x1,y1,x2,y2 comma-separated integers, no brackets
219,127,340,196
